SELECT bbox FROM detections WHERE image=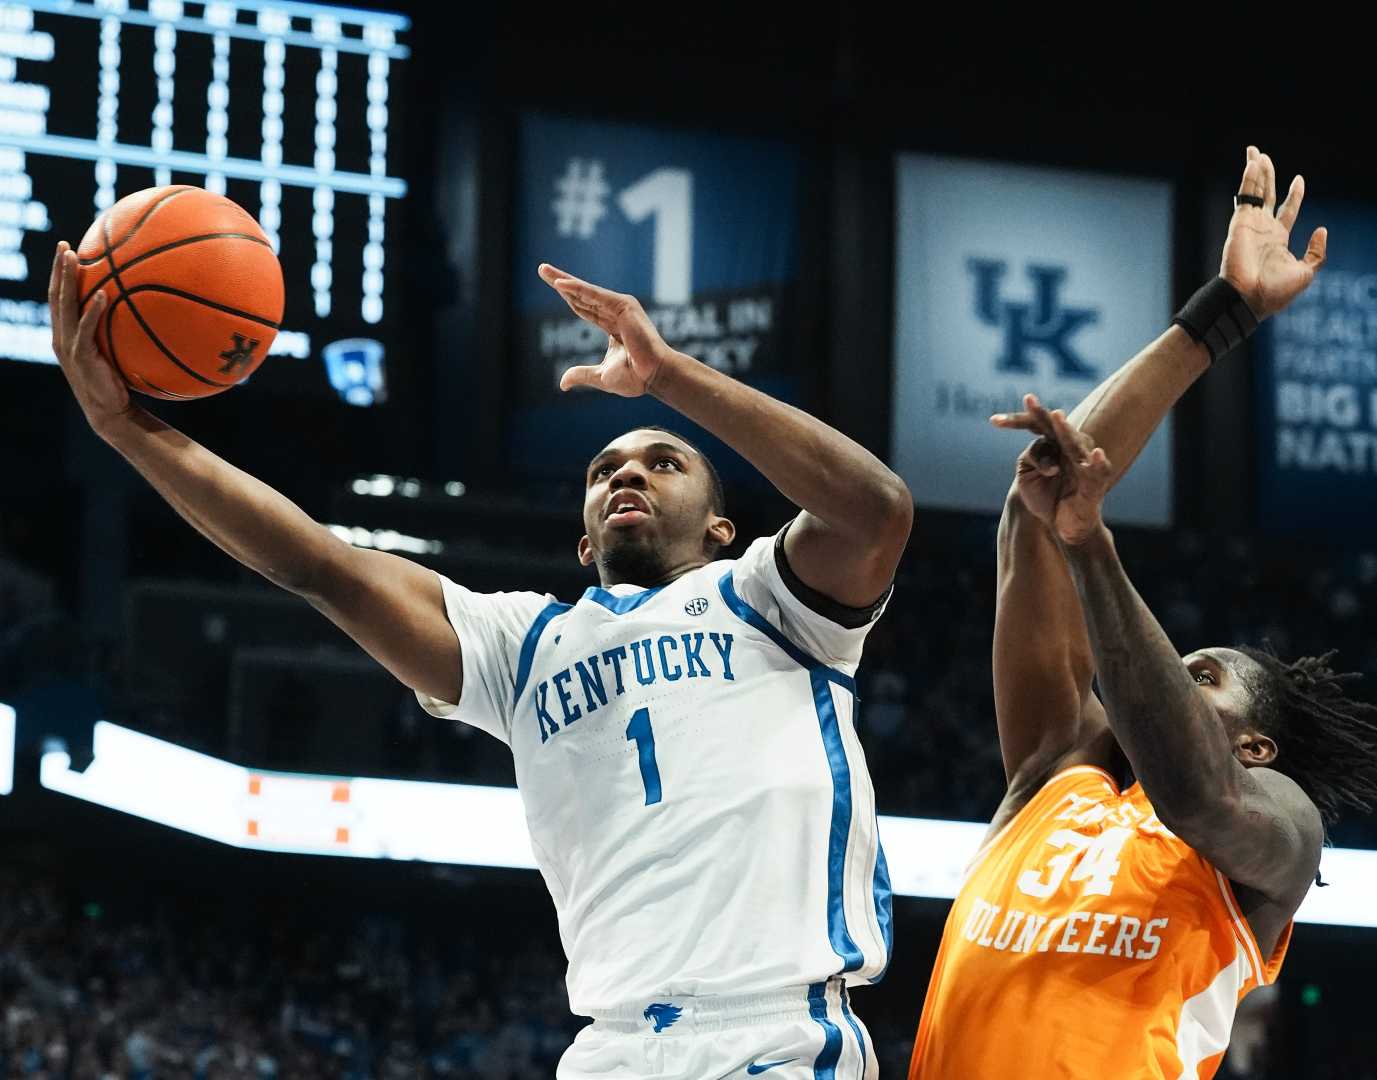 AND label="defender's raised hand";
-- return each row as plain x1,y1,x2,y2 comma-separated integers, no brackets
993,394,1113,546
538,264,672,397
1222,147,1327,319
48,241,133,438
